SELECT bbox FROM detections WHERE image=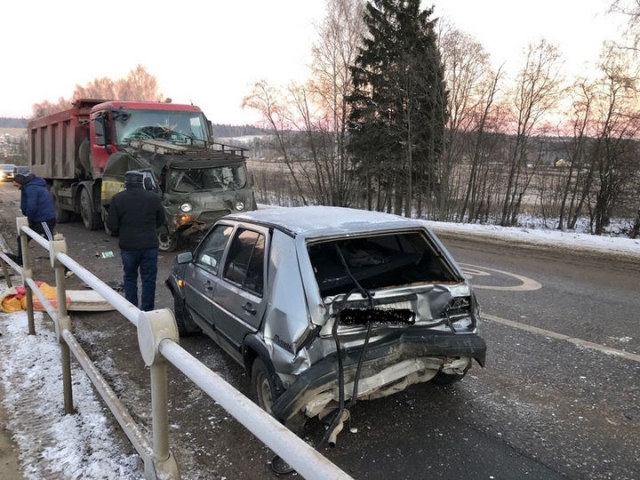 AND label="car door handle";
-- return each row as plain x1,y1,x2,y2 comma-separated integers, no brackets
204,281,213,292
242,302,256,315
